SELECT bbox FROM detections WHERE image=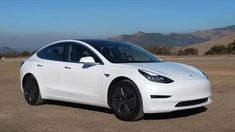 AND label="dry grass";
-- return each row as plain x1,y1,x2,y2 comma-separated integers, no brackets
186,32,235,55
0,56,235,132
